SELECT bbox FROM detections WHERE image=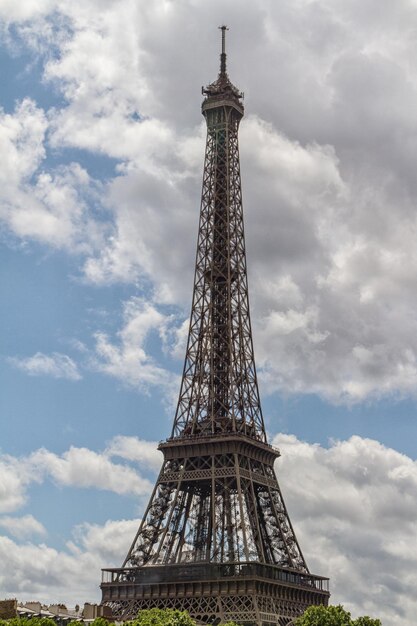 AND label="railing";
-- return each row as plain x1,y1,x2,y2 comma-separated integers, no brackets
102,561,329,593
160,430,280,457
